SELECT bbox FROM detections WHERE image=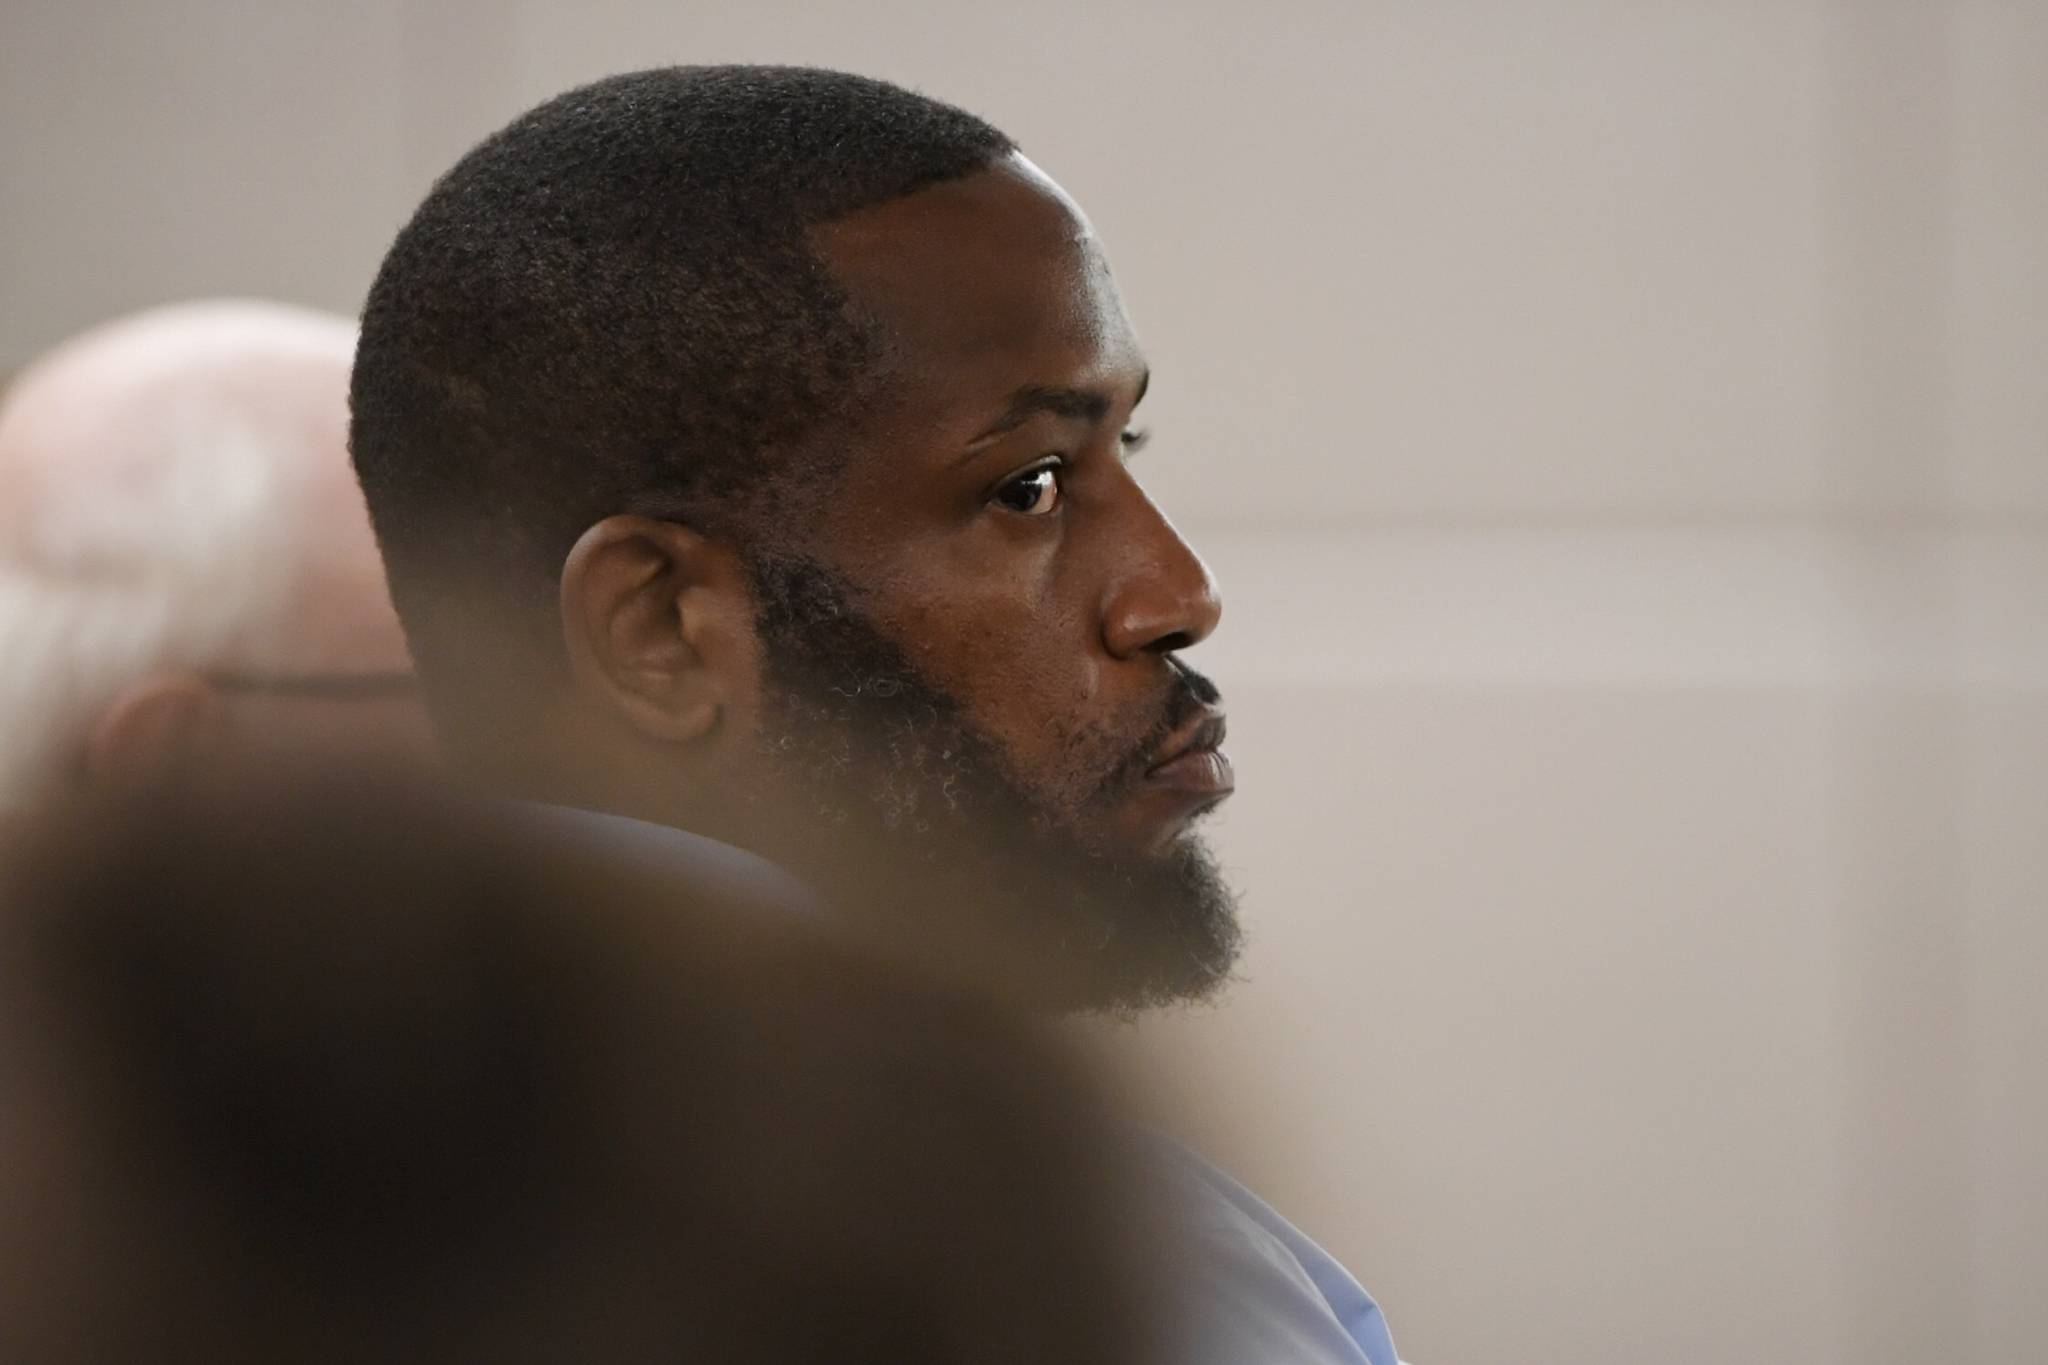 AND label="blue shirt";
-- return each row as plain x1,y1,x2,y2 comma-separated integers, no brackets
540,805,1402,1364
1146,1134,1401,1365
